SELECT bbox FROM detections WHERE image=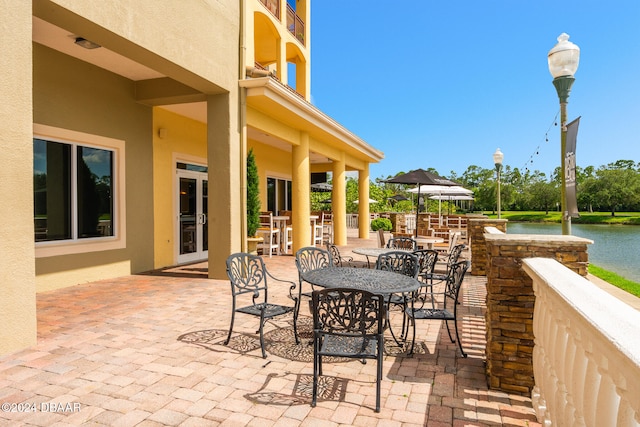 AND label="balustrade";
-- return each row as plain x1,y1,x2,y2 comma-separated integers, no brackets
523,257,640,426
